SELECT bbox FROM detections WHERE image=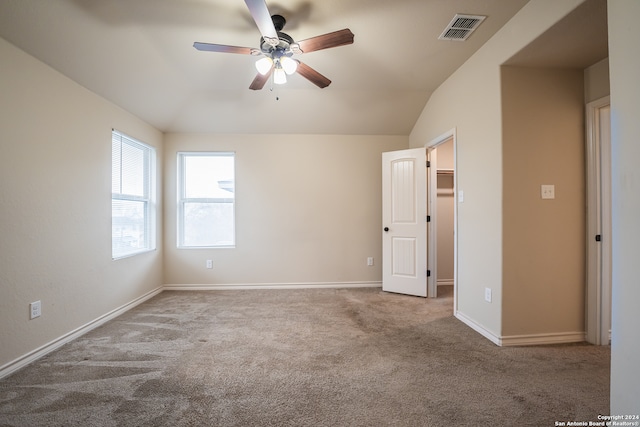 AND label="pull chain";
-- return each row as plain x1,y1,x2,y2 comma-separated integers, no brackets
269,74,280,101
